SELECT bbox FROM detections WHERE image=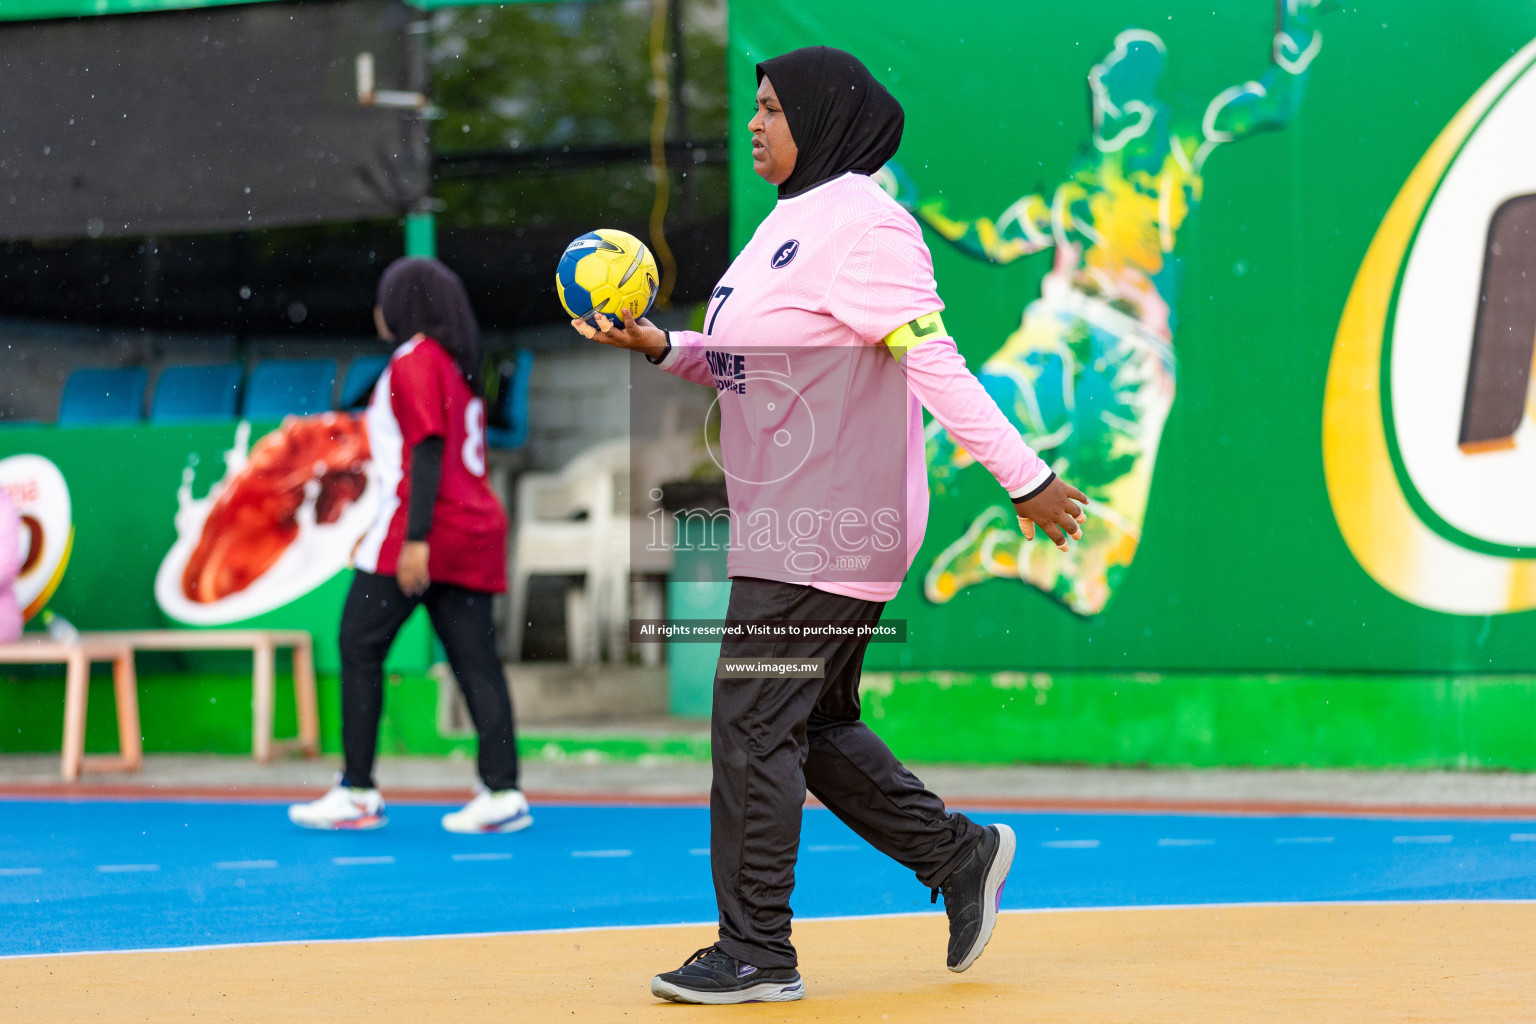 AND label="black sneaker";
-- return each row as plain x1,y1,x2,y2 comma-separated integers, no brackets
932,823,1016,972
650,945,805,1004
